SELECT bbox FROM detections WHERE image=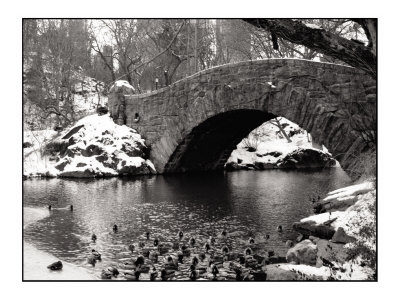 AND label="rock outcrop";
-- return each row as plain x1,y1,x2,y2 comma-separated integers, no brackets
35,114,156,178
286,239,318,265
